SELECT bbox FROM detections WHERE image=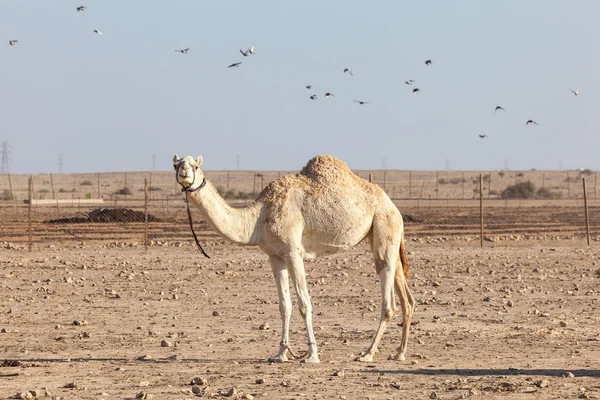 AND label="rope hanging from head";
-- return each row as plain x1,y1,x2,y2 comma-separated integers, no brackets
174,159,211,258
